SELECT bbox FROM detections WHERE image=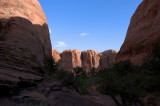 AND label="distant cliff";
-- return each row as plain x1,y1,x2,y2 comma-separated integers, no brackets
52,49,118,71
